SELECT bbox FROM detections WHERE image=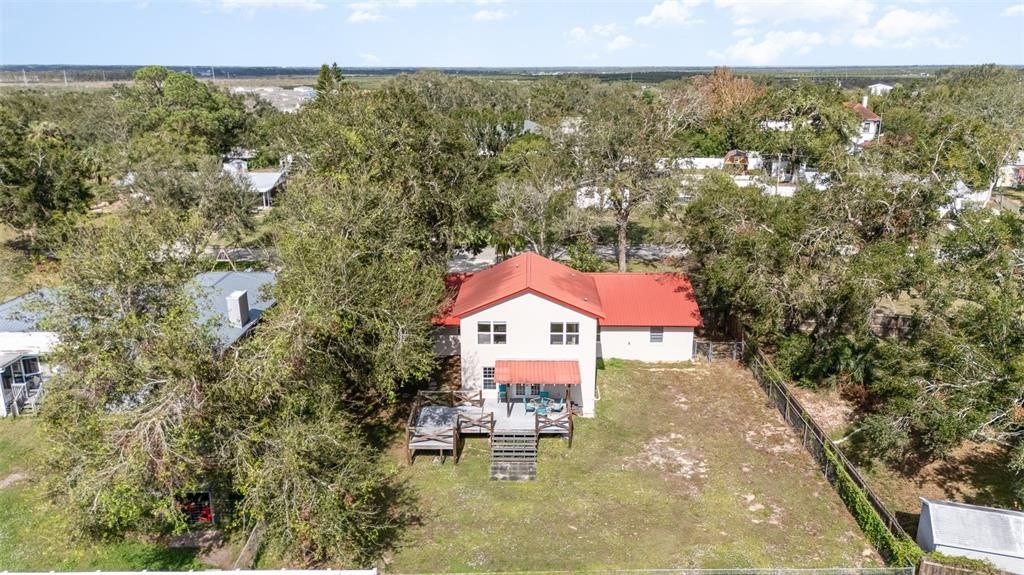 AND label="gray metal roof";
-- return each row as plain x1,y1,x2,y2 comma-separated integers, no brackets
0,351,28,370
0,272,276,348
192,271,277,348
0,289,54,332
921,498,1024,558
